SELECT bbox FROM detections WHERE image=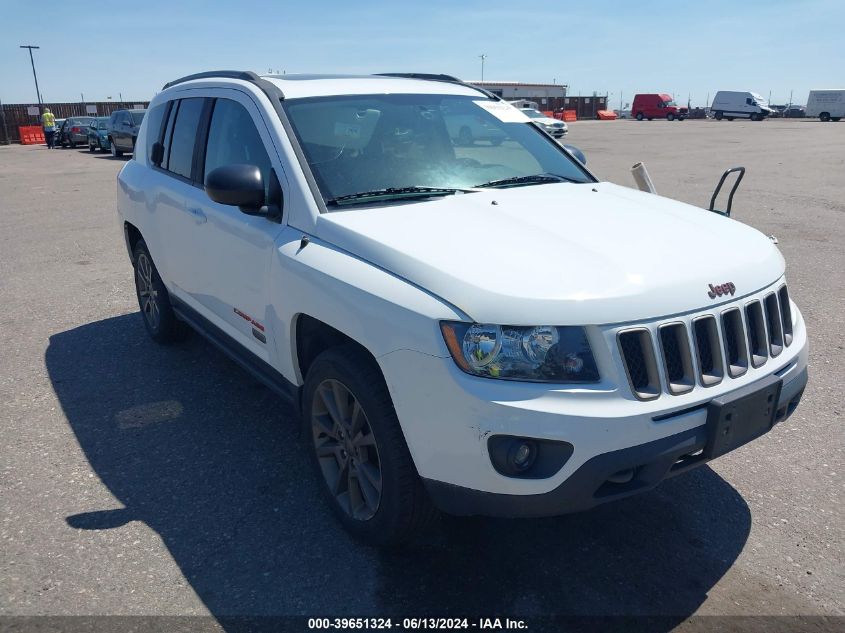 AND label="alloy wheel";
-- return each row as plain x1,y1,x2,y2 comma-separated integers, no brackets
311,379,382,521
135,253,160,331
